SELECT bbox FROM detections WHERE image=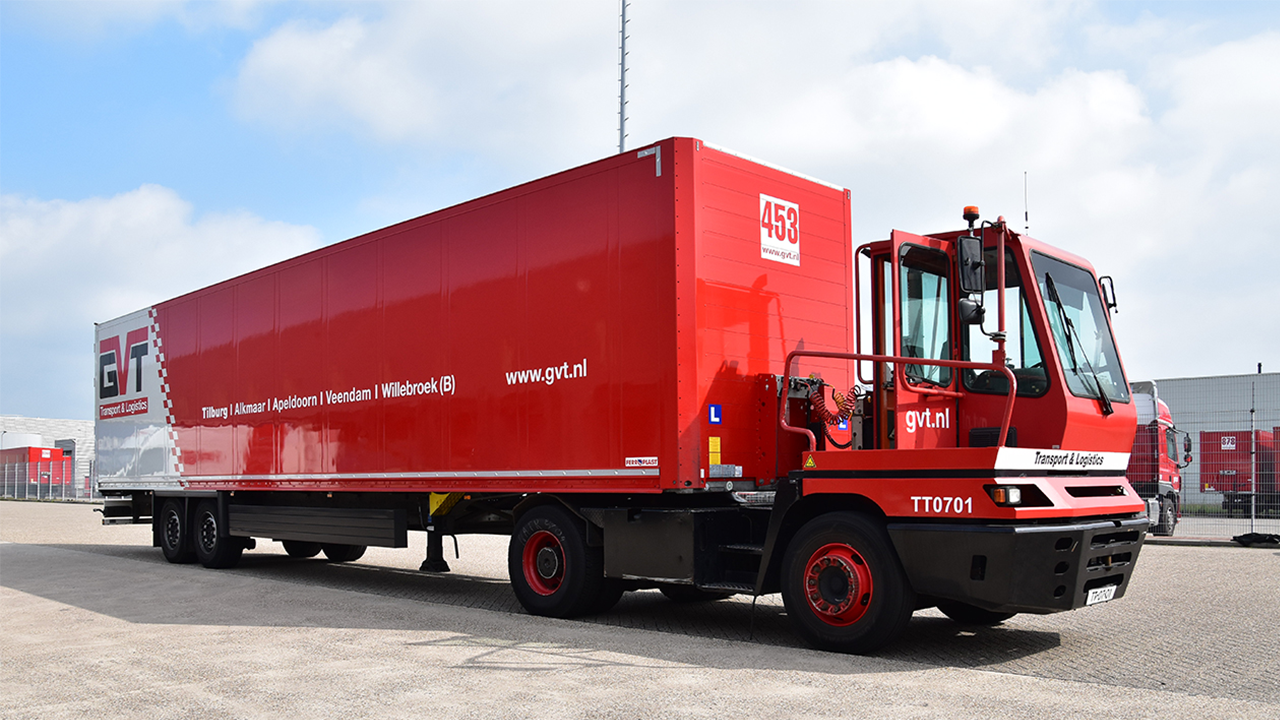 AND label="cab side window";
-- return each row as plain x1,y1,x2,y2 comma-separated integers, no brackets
961,248,1049,397
899,245,952,387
